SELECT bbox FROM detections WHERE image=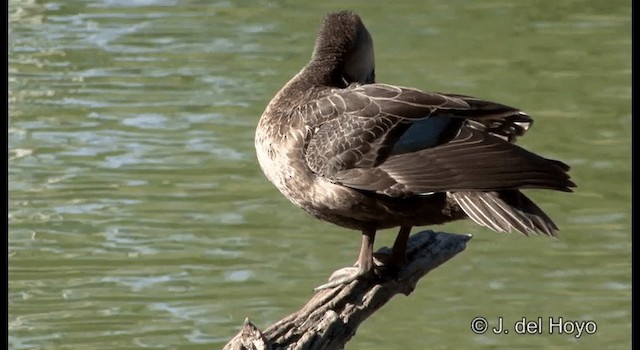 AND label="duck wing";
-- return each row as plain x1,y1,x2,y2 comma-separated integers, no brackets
303,84,467,175
302,83,574,197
